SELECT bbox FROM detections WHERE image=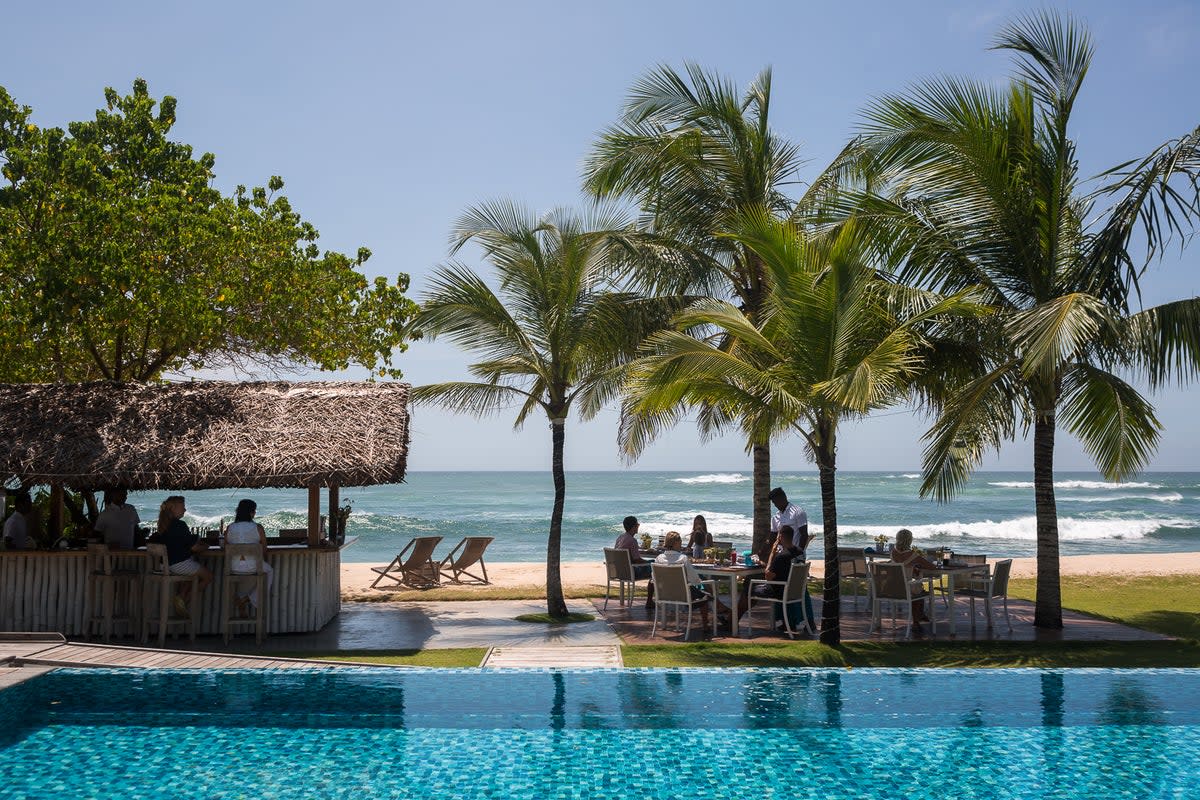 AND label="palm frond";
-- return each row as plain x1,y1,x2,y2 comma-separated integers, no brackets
1121,297,1200,388
411,381,535,421
1005,292,1111,376
920,366,1020,501
992,9,1092,125
1059,363,1160,480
